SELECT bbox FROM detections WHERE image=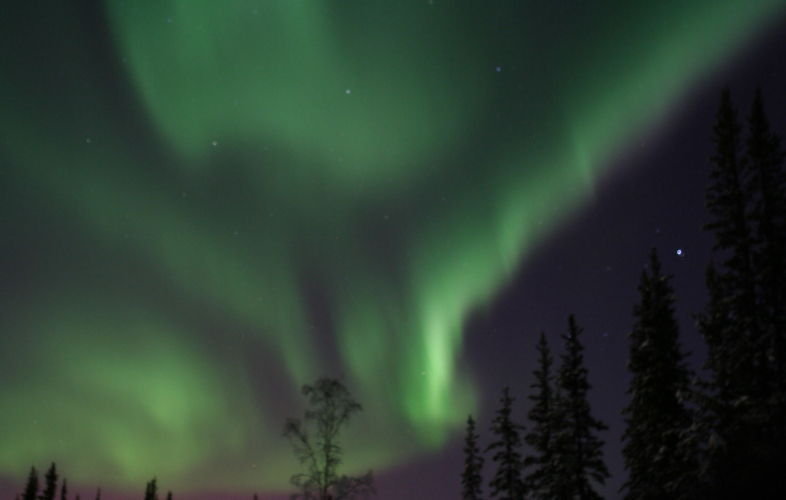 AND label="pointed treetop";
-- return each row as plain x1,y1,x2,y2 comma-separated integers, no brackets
22,467,39,500
40,464,58,500
486,387,526,500
461,414,484,500
143,479,158,500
